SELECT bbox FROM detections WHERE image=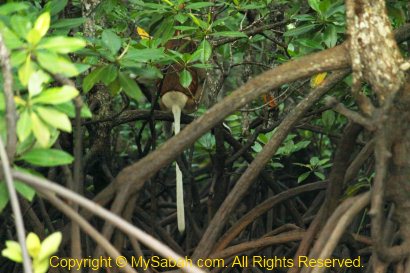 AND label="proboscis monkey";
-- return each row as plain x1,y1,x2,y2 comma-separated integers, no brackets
159,39,203,232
